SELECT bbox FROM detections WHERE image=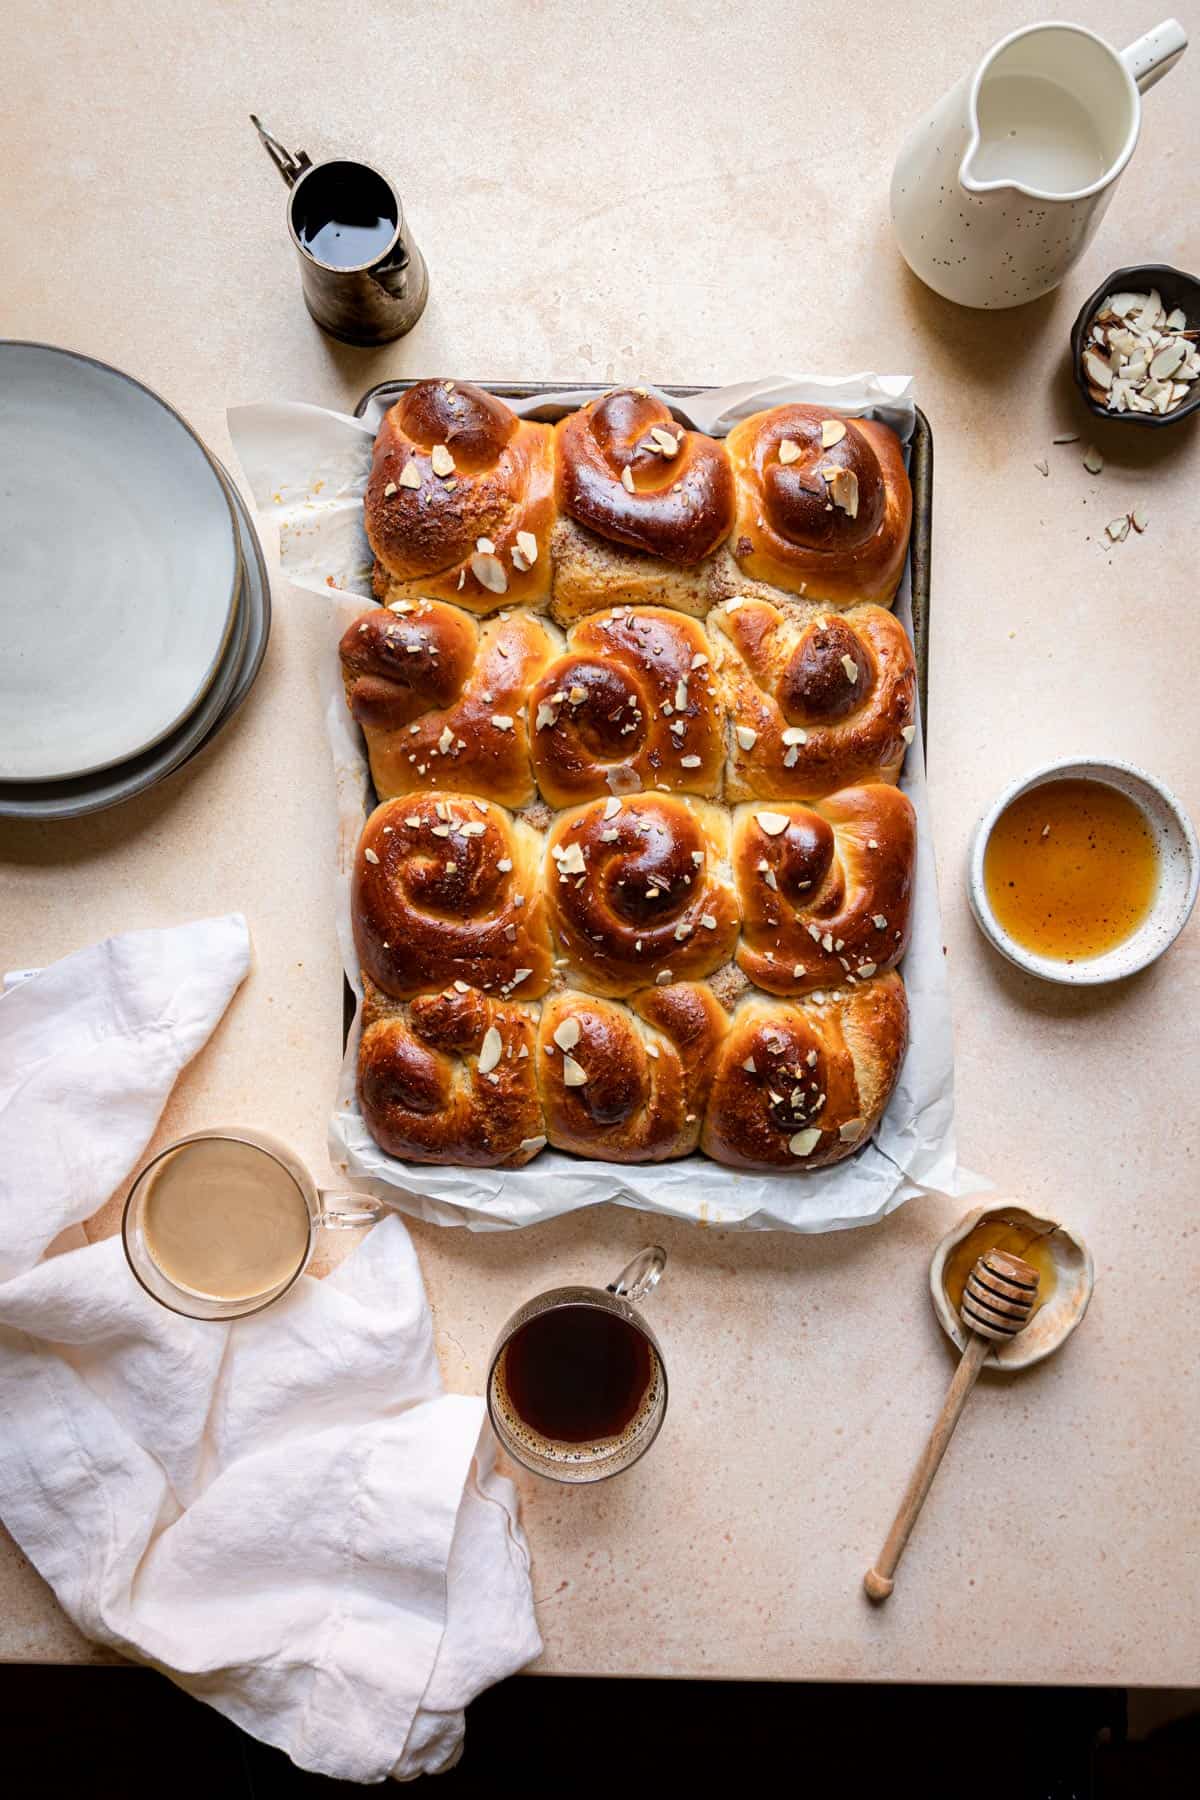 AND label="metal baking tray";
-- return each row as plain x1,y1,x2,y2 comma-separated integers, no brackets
348,378,934,1041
